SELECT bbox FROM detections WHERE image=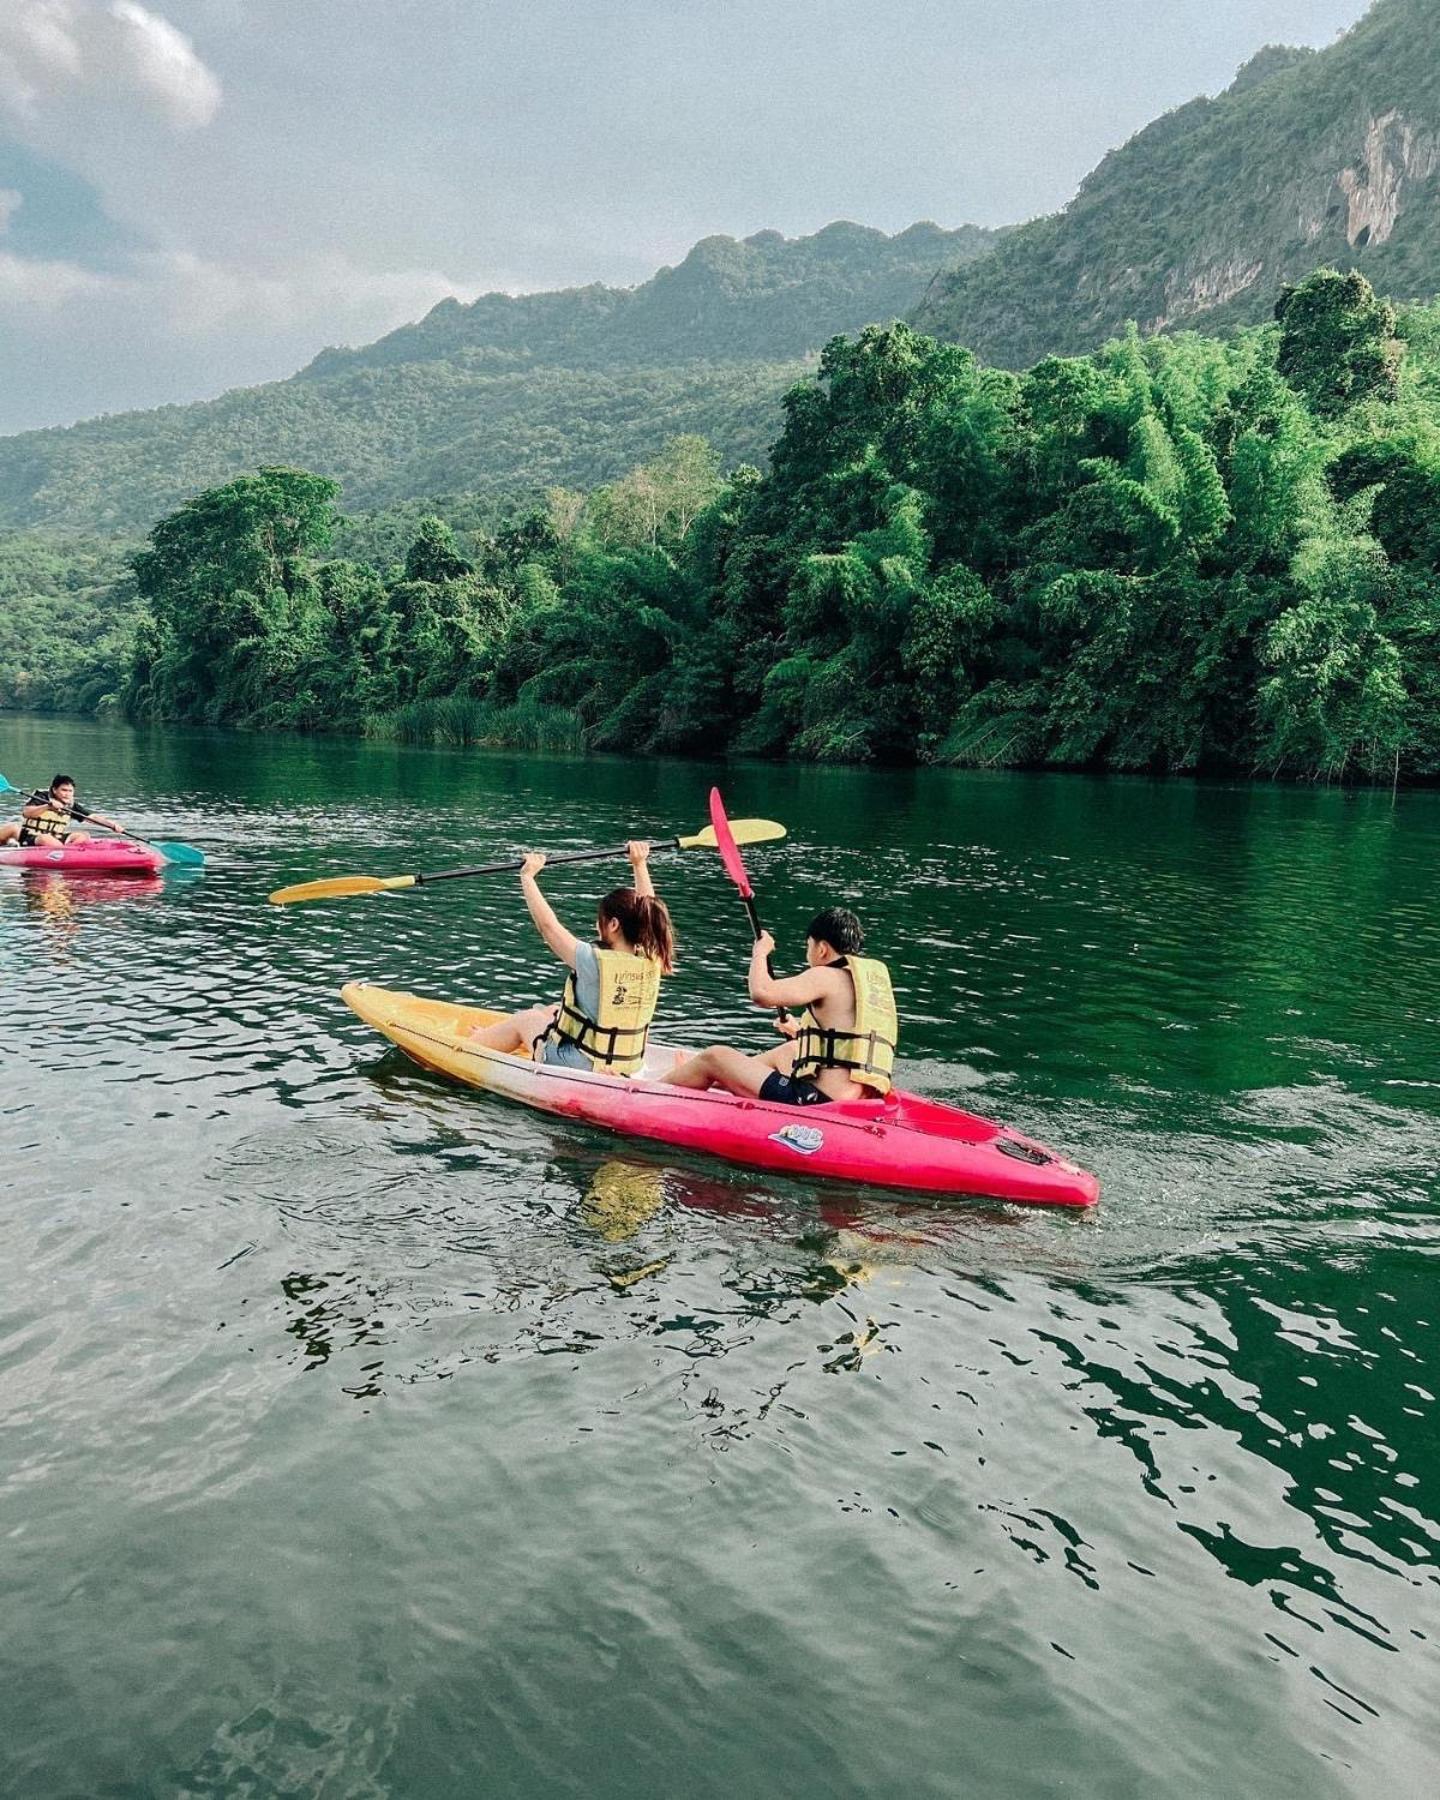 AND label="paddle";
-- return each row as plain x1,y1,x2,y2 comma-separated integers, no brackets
0,773,205,867
708,786,789,1025
268,816,788,906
